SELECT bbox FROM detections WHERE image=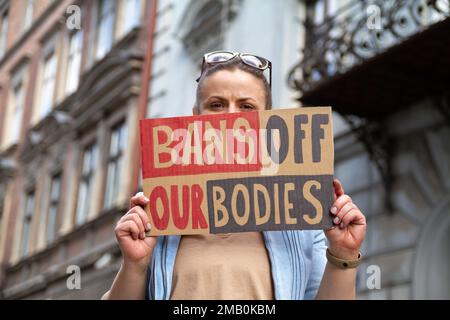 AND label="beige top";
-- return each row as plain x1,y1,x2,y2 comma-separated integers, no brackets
170,232,274,300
